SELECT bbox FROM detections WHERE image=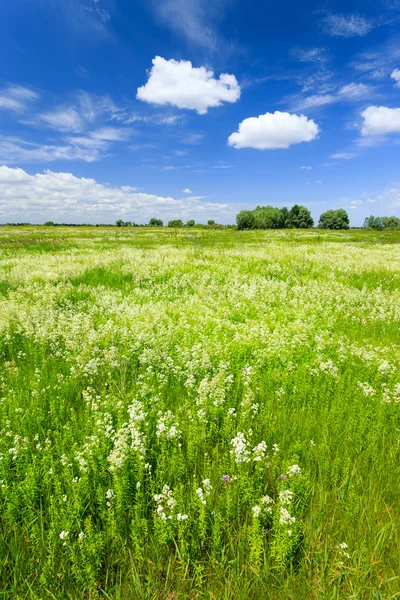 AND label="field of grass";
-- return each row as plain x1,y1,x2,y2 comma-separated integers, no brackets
0,226,400,599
